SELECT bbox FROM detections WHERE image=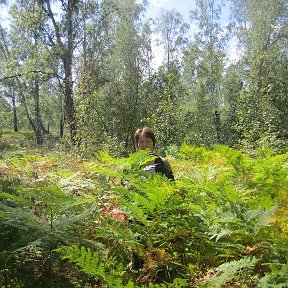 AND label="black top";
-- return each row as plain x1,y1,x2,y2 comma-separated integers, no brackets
154,156,175,181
